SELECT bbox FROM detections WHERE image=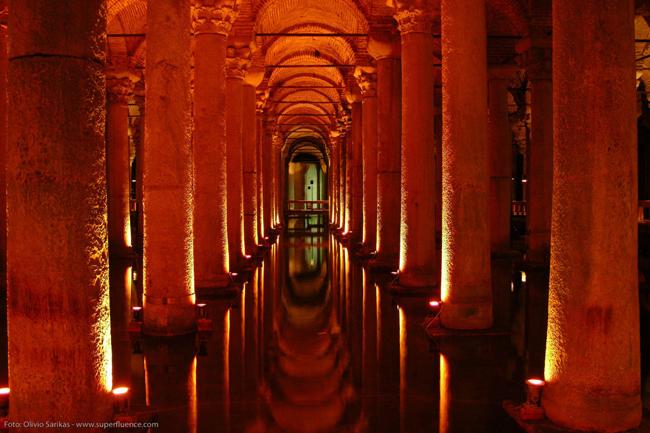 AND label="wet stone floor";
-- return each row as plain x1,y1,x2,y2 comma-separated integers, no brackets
1,232,649,432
